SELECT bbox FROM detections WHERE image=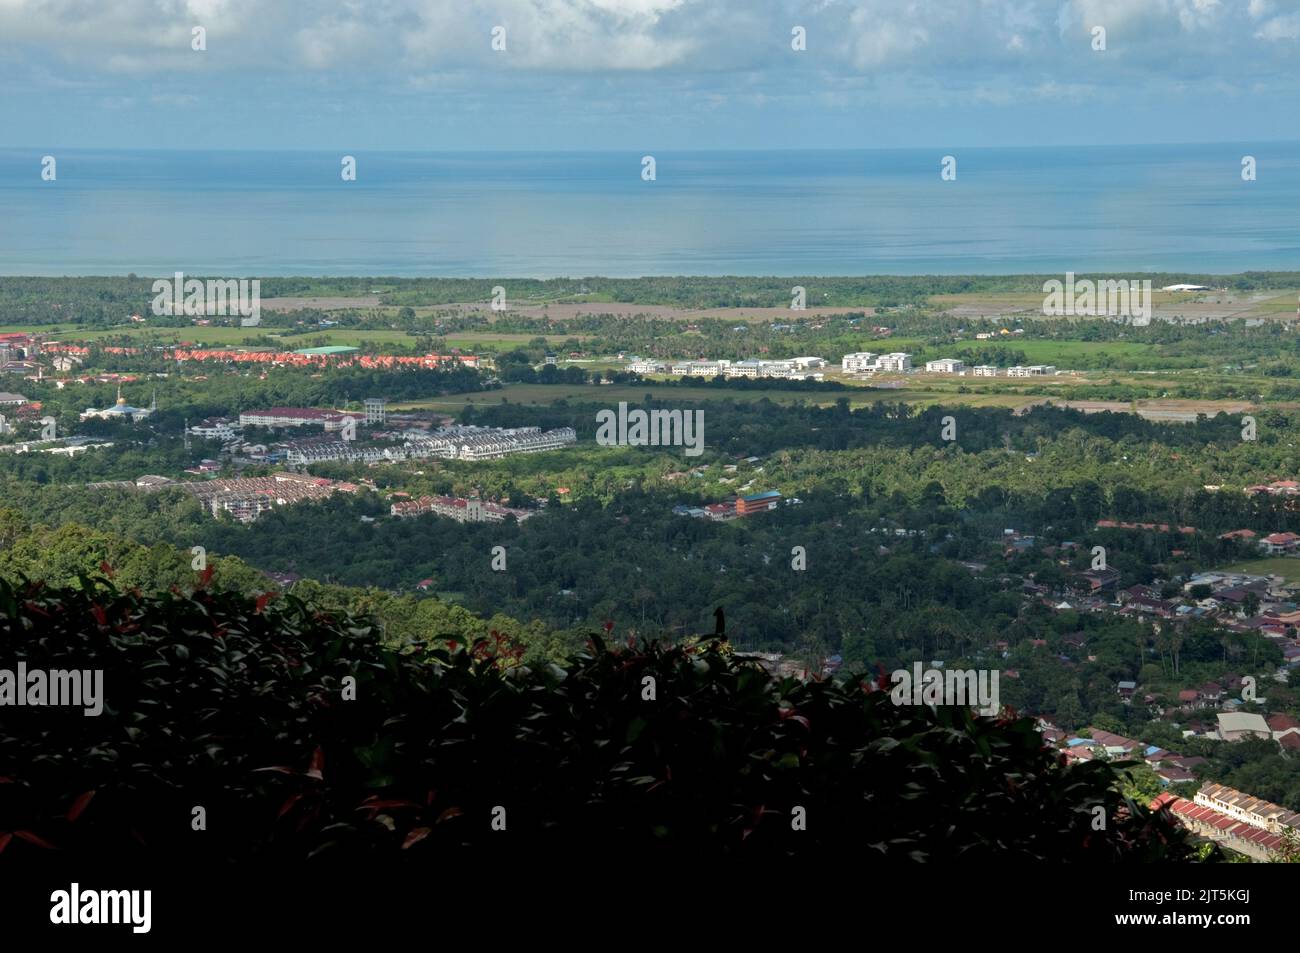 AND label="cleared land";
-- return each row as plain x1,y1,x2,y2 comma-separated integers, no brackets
930,289,1300,324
